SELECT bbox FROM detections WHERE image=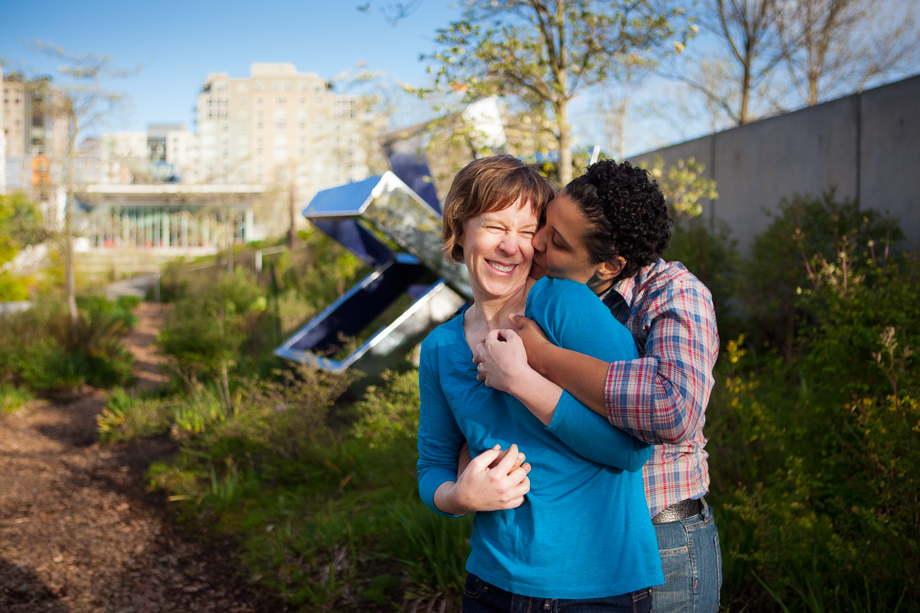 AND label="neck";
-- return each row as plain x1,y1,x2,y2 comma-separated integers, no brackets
468,282,530,332
586,274,616,297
